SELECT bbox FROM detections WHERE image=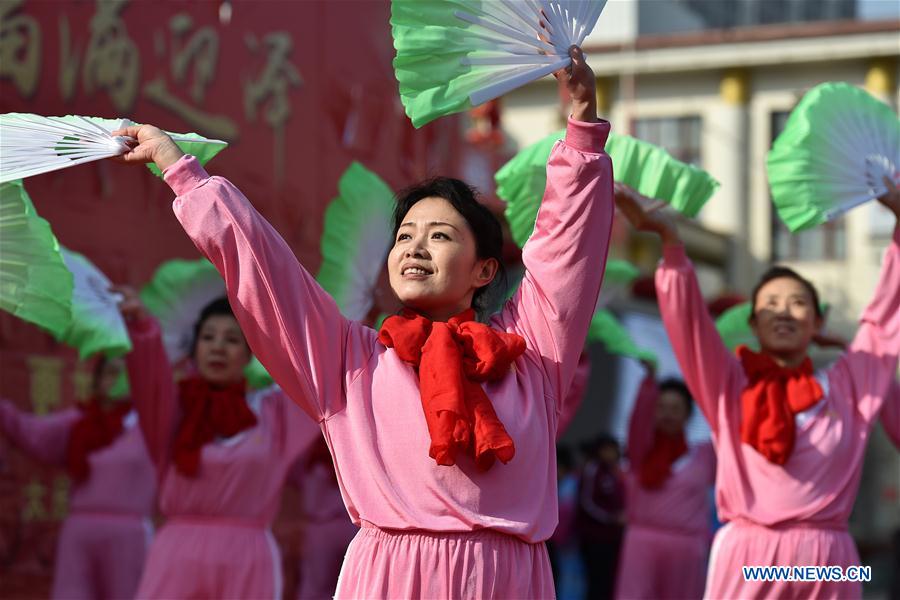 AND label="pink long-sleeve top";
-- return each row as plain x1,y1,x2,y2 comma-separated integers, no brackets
0,400,156,517
161,117,613,543
624,376,715,536
125,318,321,525
558,352,592,438
655,228,900,528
